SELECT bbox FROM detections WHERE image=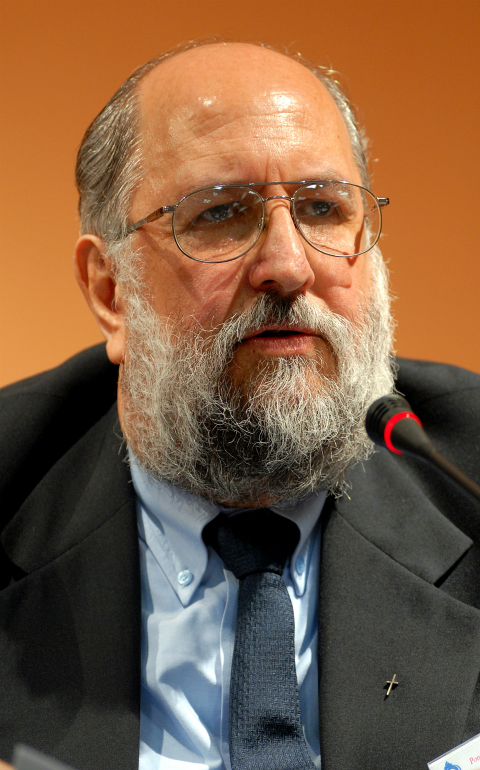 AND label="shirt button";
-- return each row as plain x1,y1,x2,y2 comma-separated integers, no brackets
177,569,193,587
295,557,306,575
